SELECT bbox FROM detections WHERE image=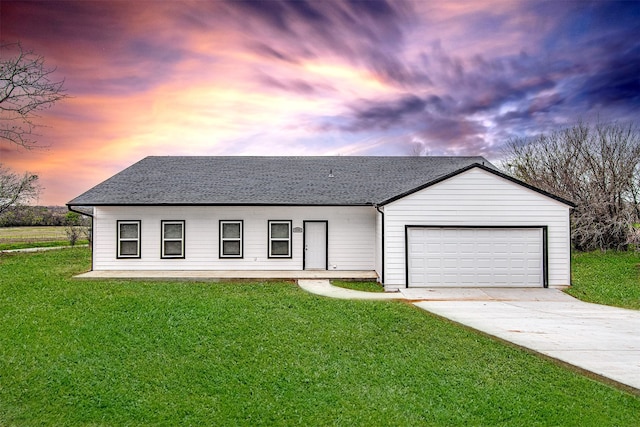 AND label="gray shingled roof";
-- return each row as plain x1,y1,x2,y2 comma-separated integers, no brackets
67,156,494,206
